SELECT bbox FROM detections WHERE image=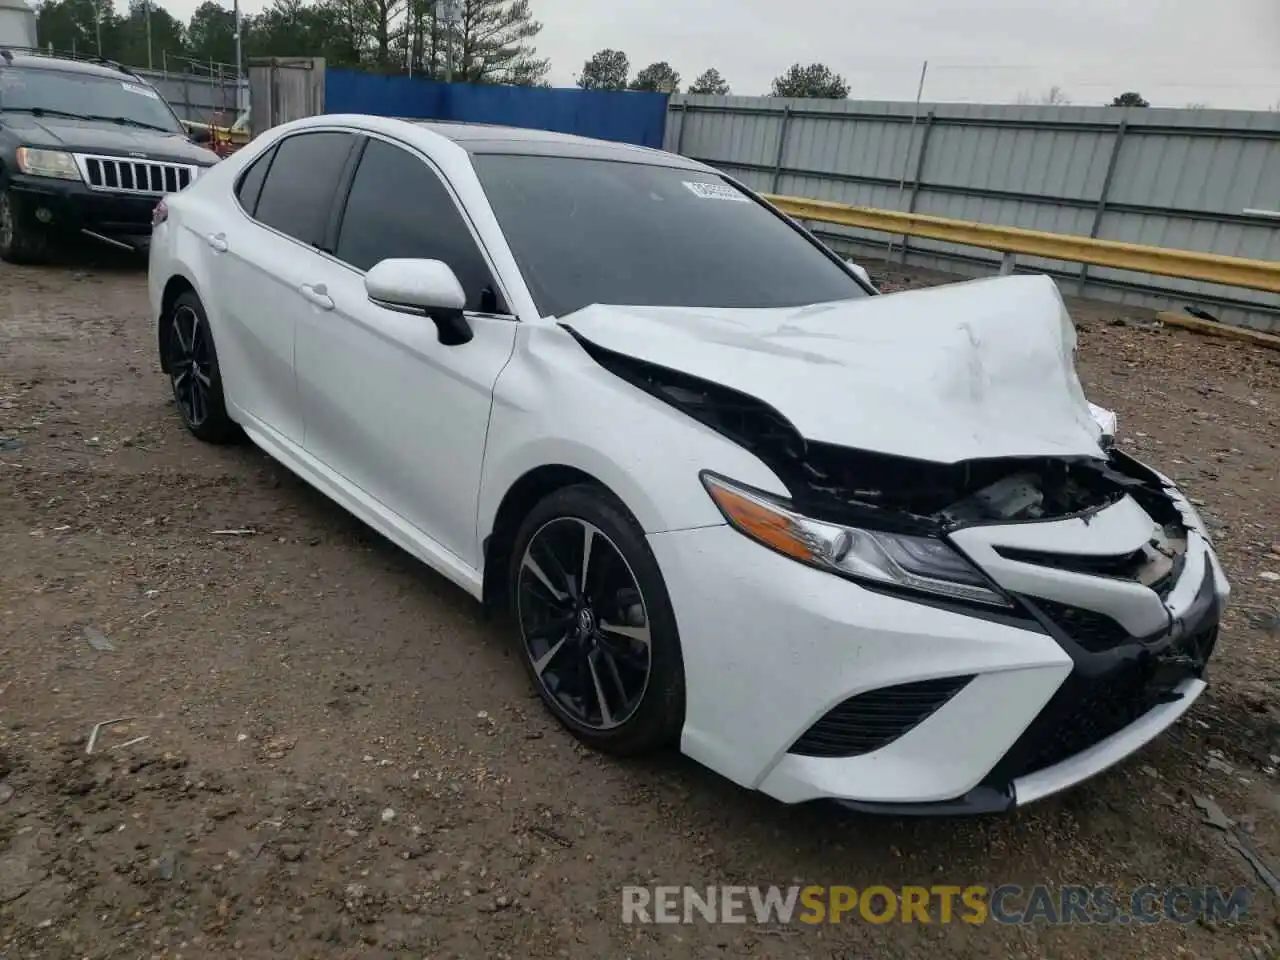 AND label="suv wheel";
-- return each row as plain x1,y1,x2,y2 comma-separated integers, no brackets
0,188,49,265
